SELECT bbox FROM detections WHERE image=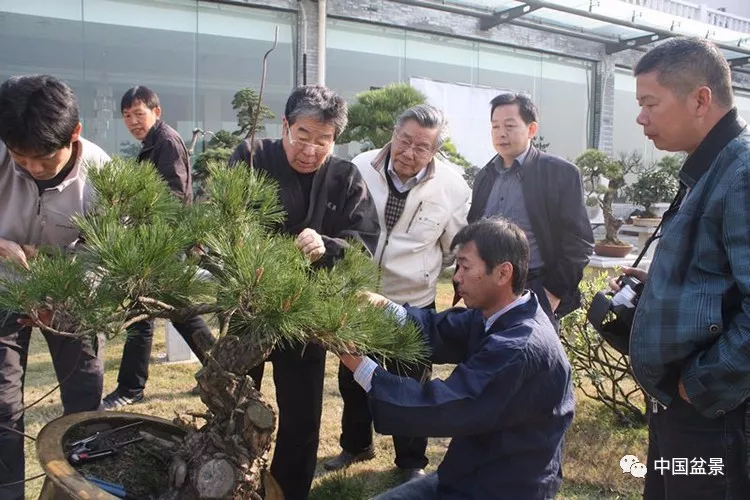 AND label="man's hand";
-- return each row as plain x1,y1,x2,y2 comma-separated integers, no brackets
609,266,649,293
339,352,364,373
356,291,390,309
17,307,54,328
0,237,30,270
295,228,325,263
543,288,560,312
